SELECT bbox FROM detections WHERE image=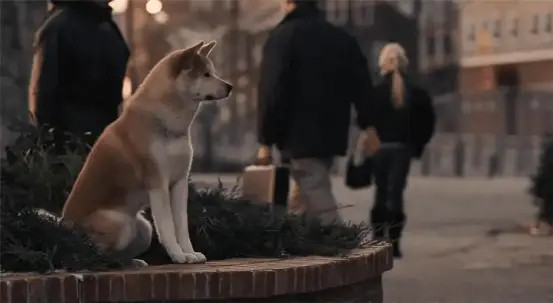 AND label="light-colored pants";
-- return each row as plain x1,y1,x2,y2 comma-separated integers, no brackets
289,157,340,224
